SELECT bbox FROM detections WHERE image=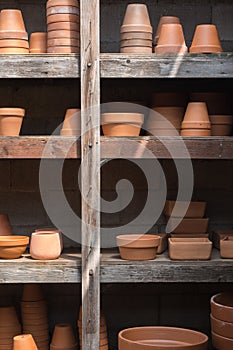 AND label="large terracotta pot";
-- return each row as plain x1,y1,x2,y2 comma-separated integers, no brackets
154,16,180,47
13,334,38,350
30,231,62,260
181,102,210,129
0,236,29,259
155,23,188,54
121,4,152,33
190,24,222,53
101,113,144,136
29,33,47,53
210,115,233,136
50,324,77,349
0,10,26,32
0,214,12,235
0,108,25,136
